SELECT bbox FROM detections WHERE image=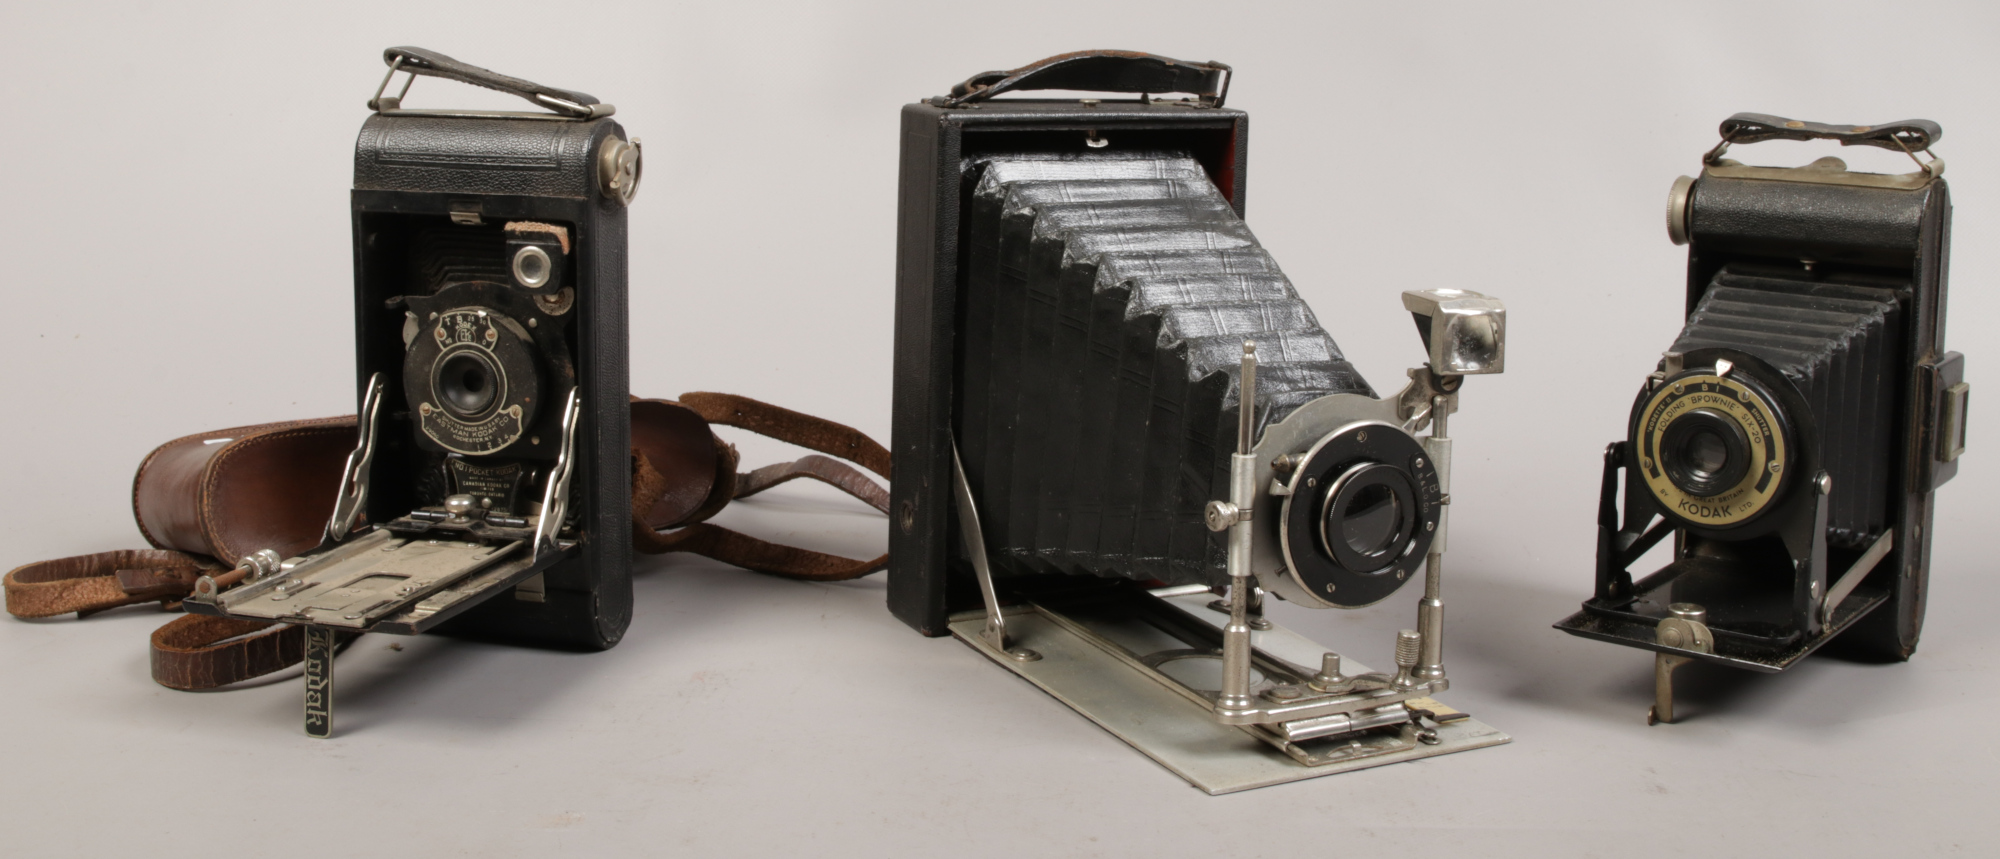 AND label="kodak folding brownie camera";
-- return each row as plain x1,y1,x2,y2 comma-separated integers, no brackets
184,47,642,736
1555,114,1968,724
888,51,1511,793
